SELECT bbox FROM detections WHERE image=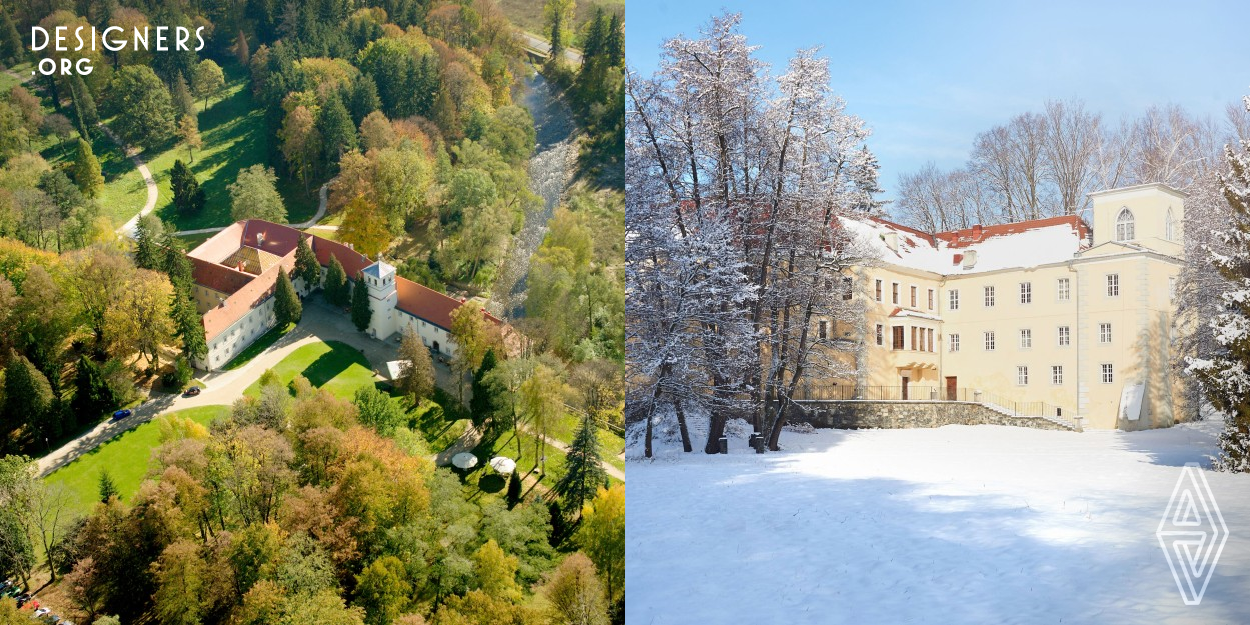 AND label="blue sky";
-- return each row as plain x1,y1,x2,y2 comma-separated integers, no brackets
626,0,1250,201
